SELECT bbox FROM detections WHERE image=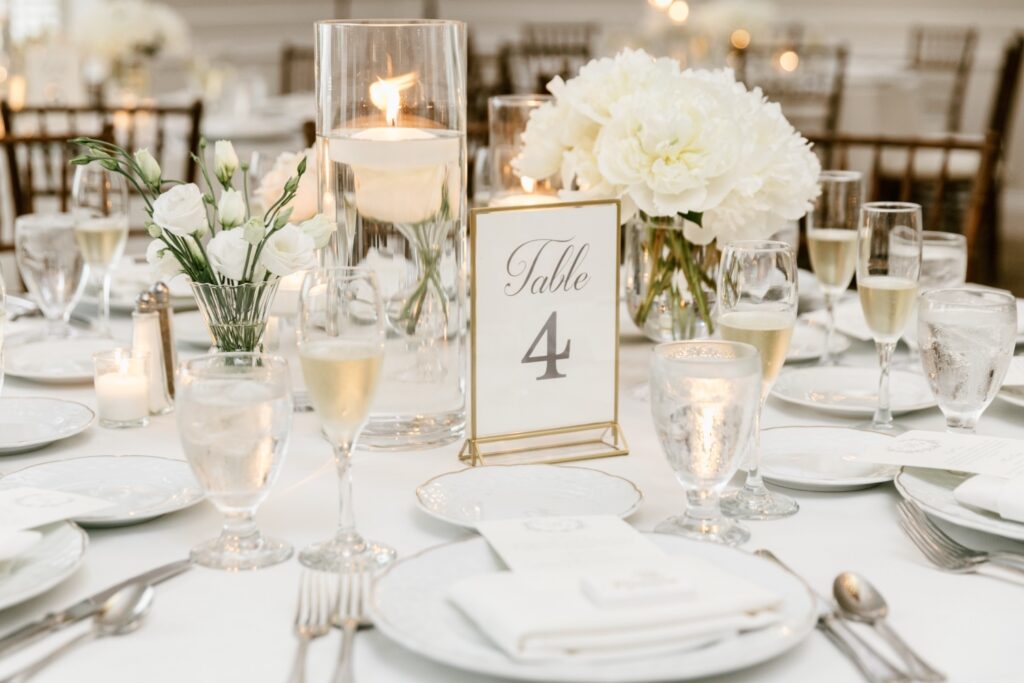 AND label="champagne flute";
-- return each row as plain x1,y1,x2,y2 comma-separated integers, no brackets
71,163,129,337
14,213,87,339
297,266,394,571
807,170,861,365
857,202,923,431
717,240,800,520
